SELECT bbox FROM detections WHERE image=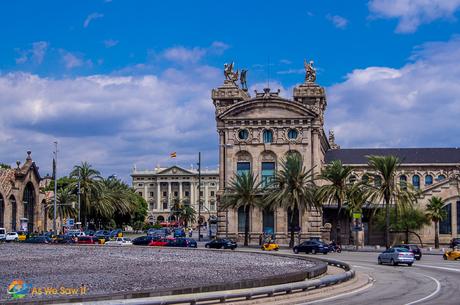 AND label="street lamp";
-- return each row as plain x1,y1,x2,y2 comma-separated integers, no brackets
53,141,58,235
197,152,202,241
